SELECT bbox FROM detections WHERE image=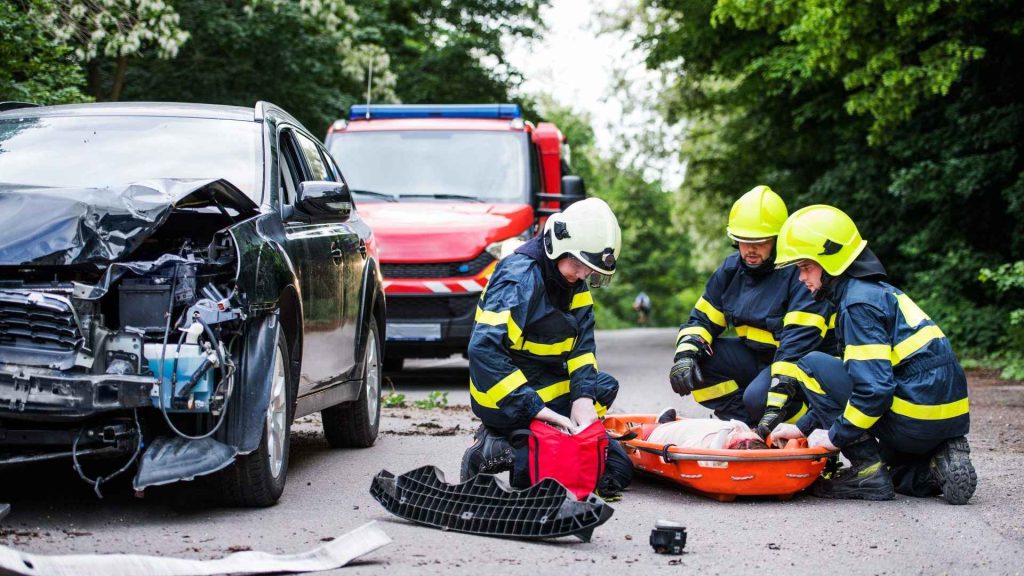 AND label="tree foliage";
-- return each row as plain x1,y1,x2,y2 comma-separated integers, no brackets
0,0,89,105
636,0,1024,366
